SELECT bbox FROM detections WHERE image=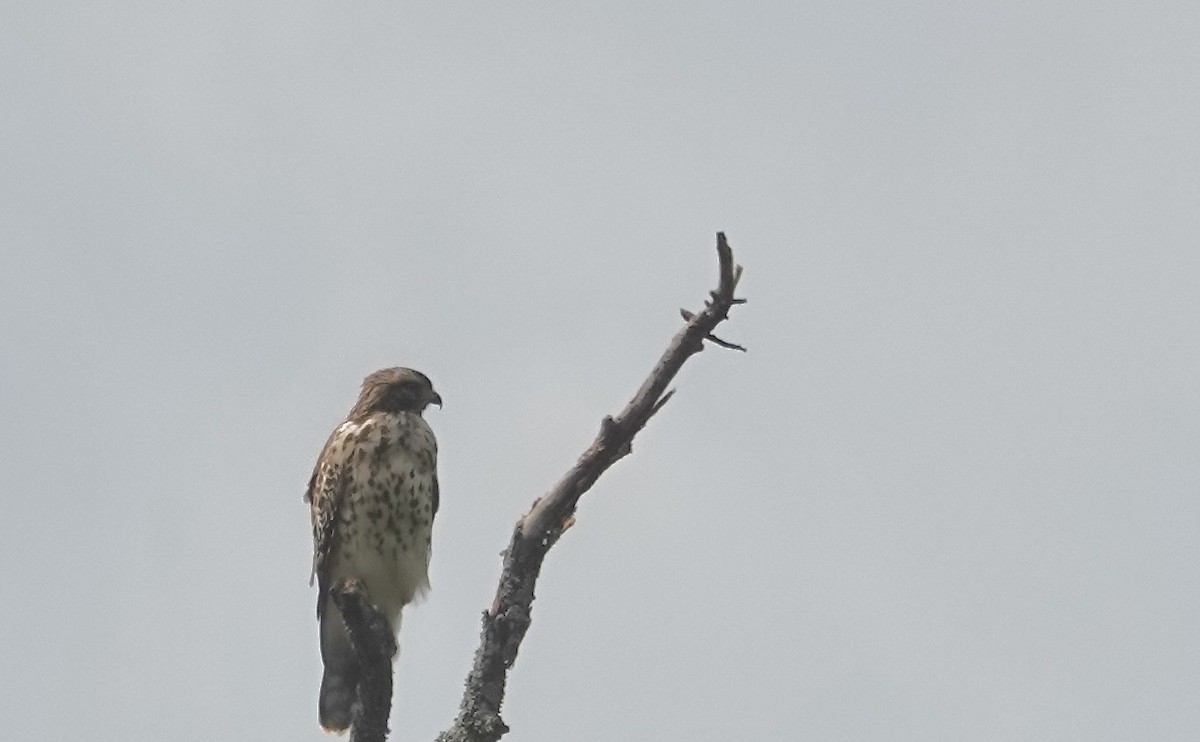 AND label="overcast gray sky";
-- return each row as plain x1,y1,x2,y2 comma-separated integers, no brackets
2,2,1198,740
